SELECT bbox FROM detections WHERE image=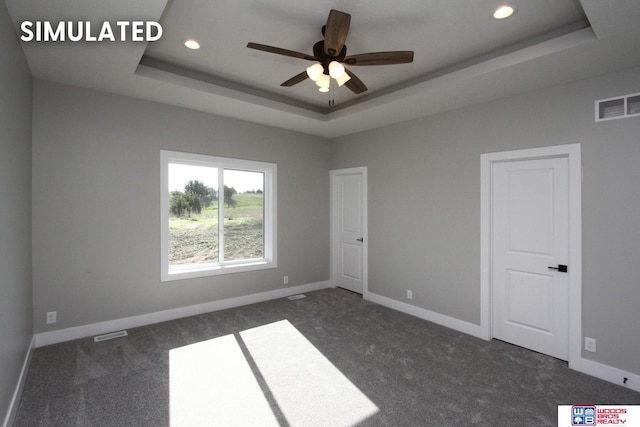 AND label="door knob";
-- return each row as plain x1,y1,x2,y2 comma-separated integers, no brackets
356,237,364,242
548,264,568,272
